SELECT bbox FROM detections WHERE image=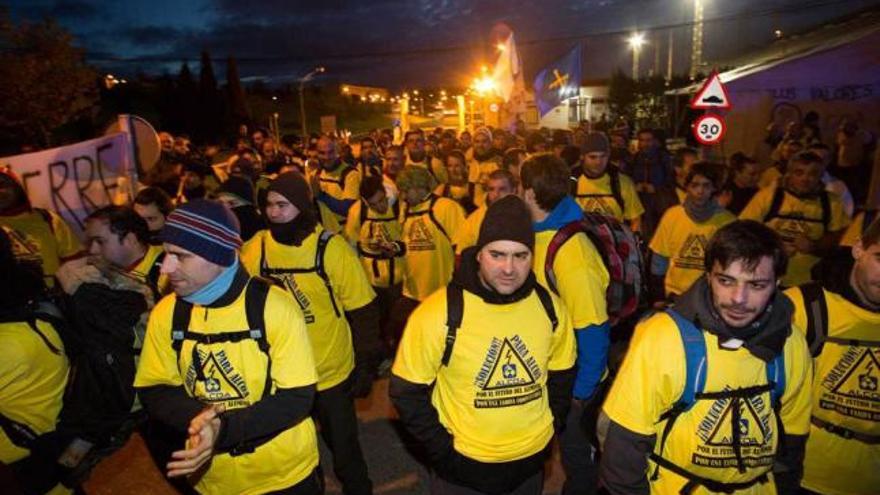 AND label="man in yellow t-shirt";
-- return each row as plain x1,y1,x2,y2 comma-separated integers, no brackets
241,172,379,495
391,195,576,494
740,151,849,287
785,219,880,495
405,130,448,184
601,220,813,495
390,166,465,349
345,175,406,355
313,136,361,225
467,127,504,208
649,162,736,300
573,132,644,233
0,228,70,495
520,153,610,495
0,169,82,286
453,168,516,254
134,199,322,495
